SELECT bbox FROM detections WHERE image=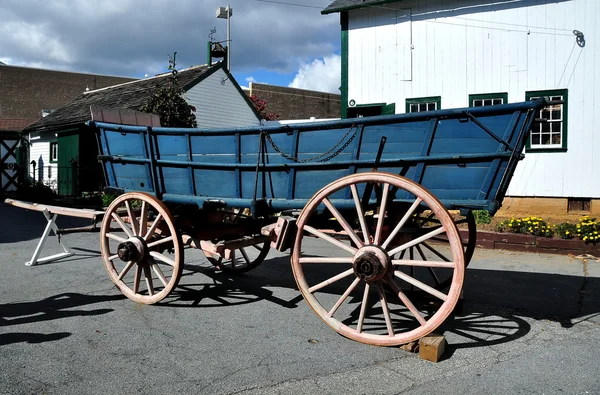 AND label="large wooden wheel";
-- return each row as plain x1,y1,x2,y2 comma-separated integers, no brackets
100,192,183,304
291,172,464,346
